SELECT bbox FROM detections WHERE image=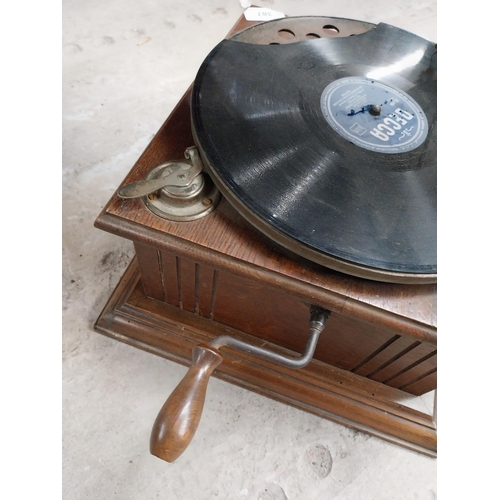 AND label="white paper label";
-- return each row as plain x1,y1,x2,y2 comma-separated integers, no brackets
244,7,285,22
